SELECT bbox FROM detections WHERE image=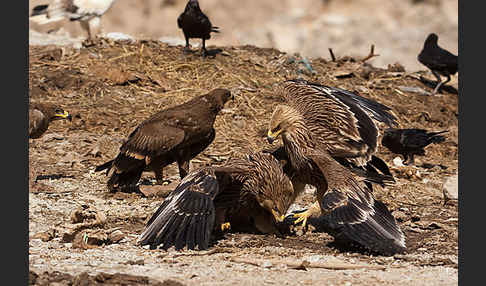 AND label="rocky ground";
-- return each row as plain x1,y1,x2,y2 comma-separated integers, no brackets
28,37,458,285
